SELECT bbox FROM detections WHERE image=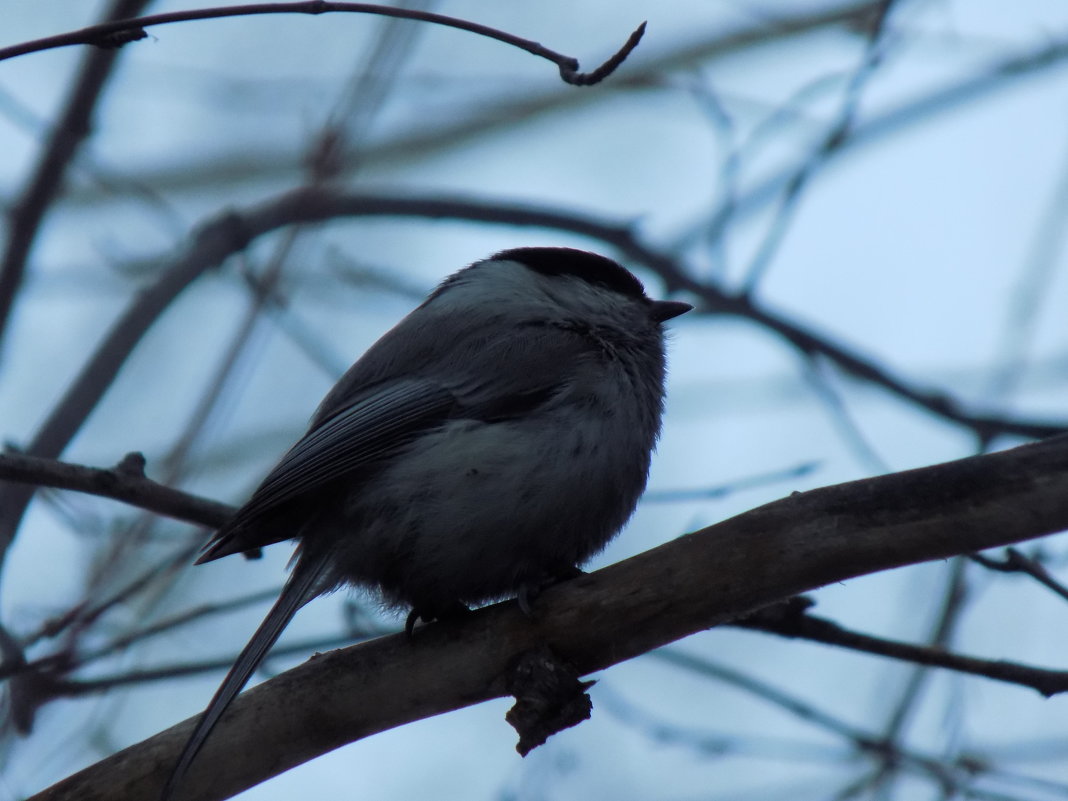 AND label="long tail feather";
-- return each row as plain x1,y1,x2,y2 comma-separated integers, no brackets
161,552,330,800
